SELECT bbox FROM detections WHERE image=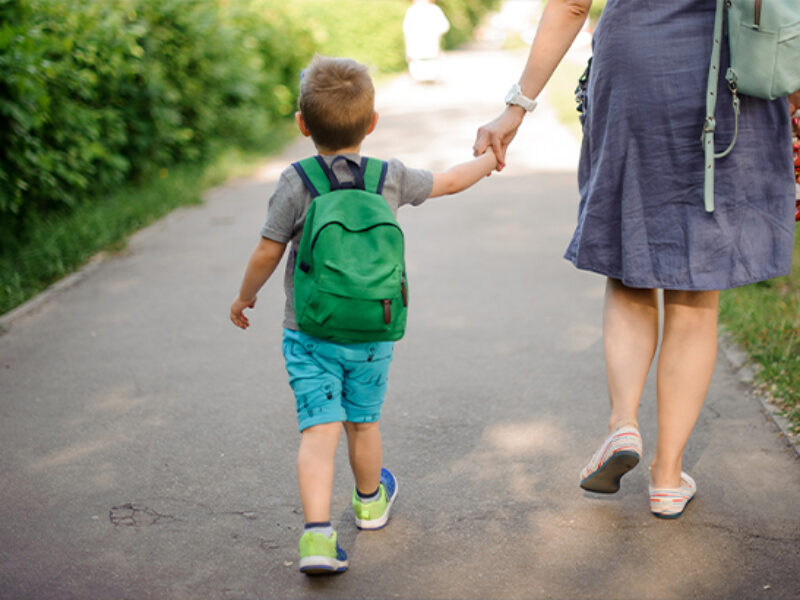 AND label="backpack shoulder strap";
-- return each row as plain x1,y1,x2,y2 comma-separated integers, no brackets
361,157,388,195
292,157,331,198
293,156,388,196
